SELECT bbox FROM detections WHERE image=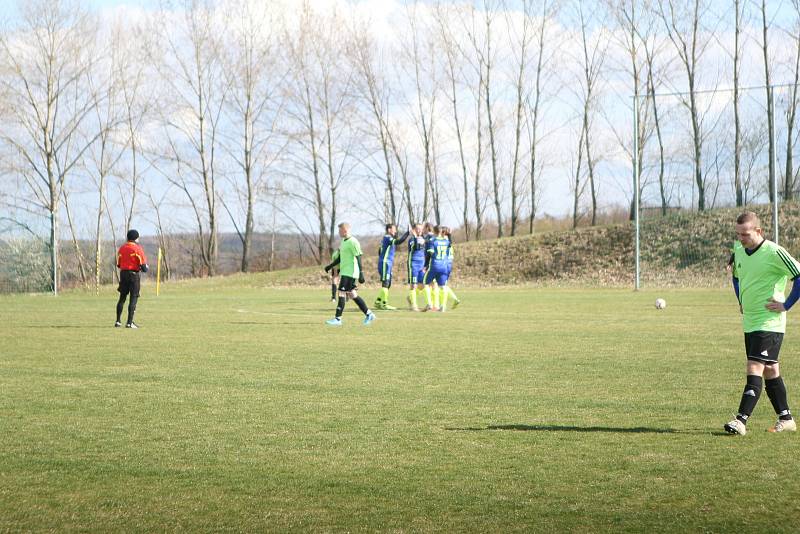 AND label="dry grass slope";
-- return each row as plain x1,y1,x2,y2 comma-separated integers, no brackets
449,201,800,287
225,201,800,289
